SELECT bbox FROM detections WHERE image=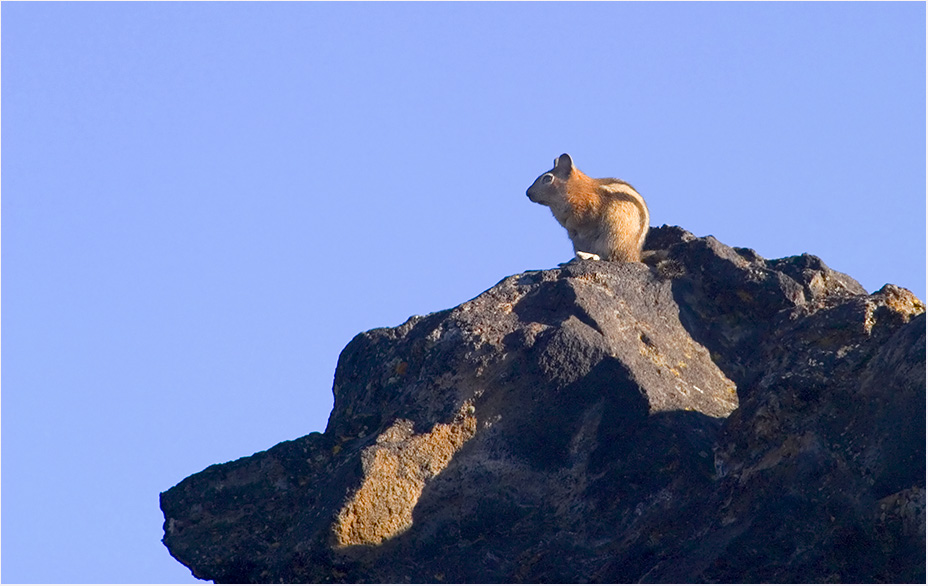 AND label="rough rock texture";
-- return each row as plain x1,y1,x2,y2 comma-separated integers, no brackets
161,225,925,583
